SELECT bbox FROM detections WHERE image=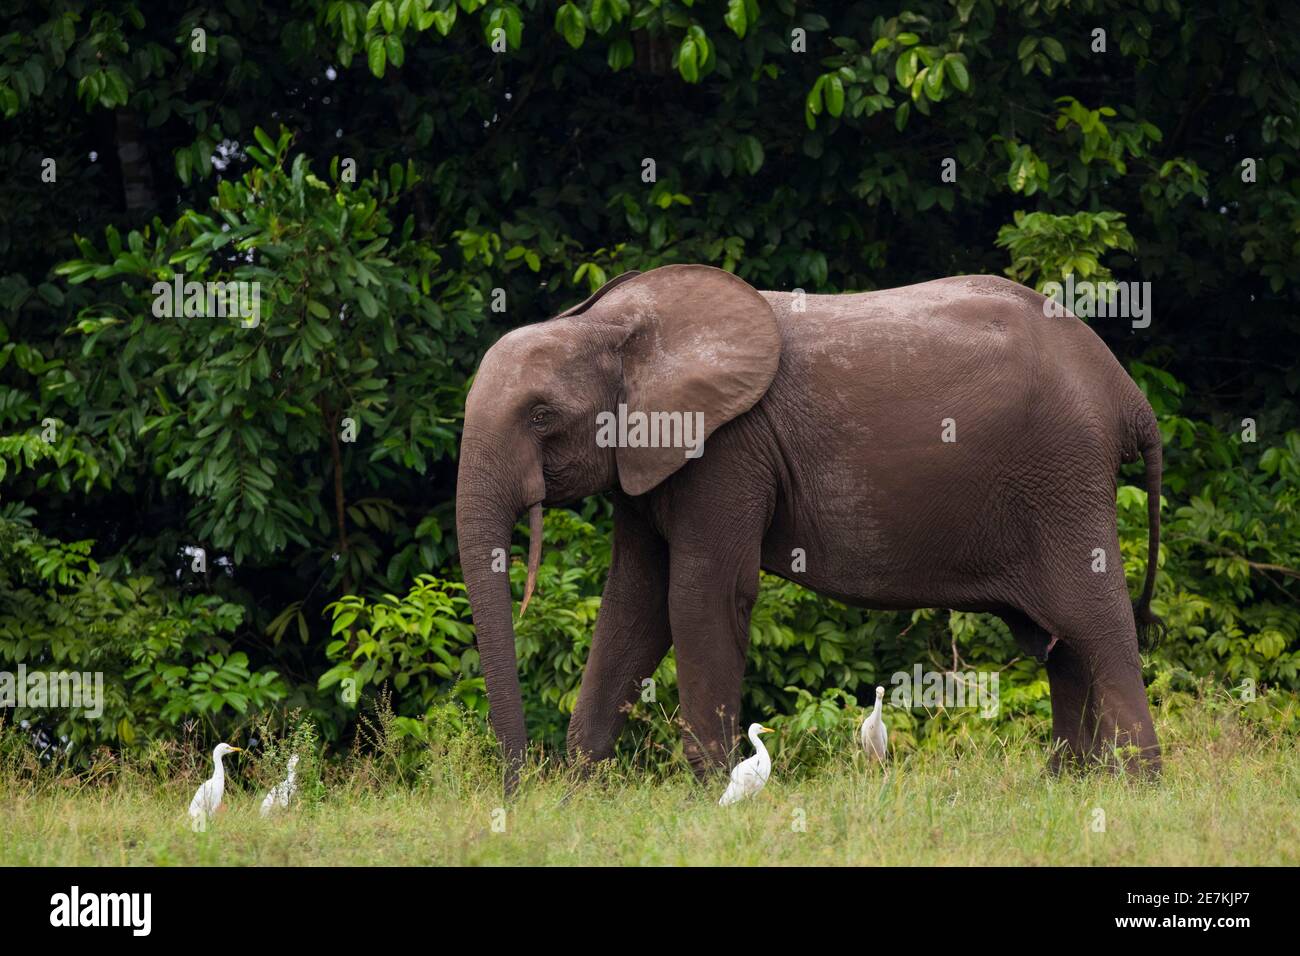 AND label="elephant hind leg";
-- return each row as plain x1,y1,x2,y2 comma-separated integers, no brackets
996,608,1095,771
1086,641,1162,776
1037,594,1161,776
999,608,1054,662
1042,641,1097,773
